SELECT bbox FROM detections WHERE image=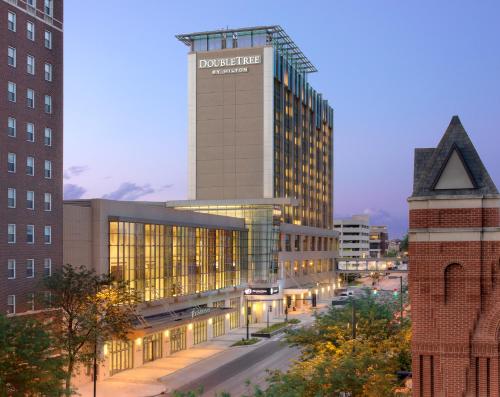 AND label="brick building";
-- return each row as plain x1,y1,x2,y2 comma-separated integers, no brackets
0,0,63,314
409,116,500,396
